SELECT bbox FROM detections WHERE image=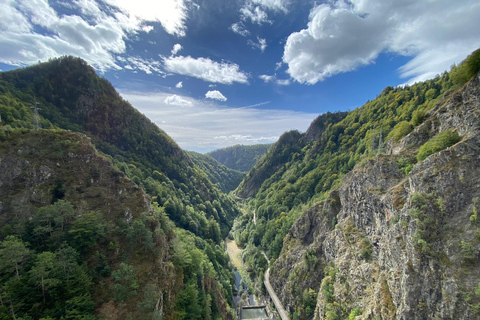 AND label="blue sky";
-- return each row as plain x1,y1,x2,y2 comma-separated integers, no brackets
1,0,480,152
